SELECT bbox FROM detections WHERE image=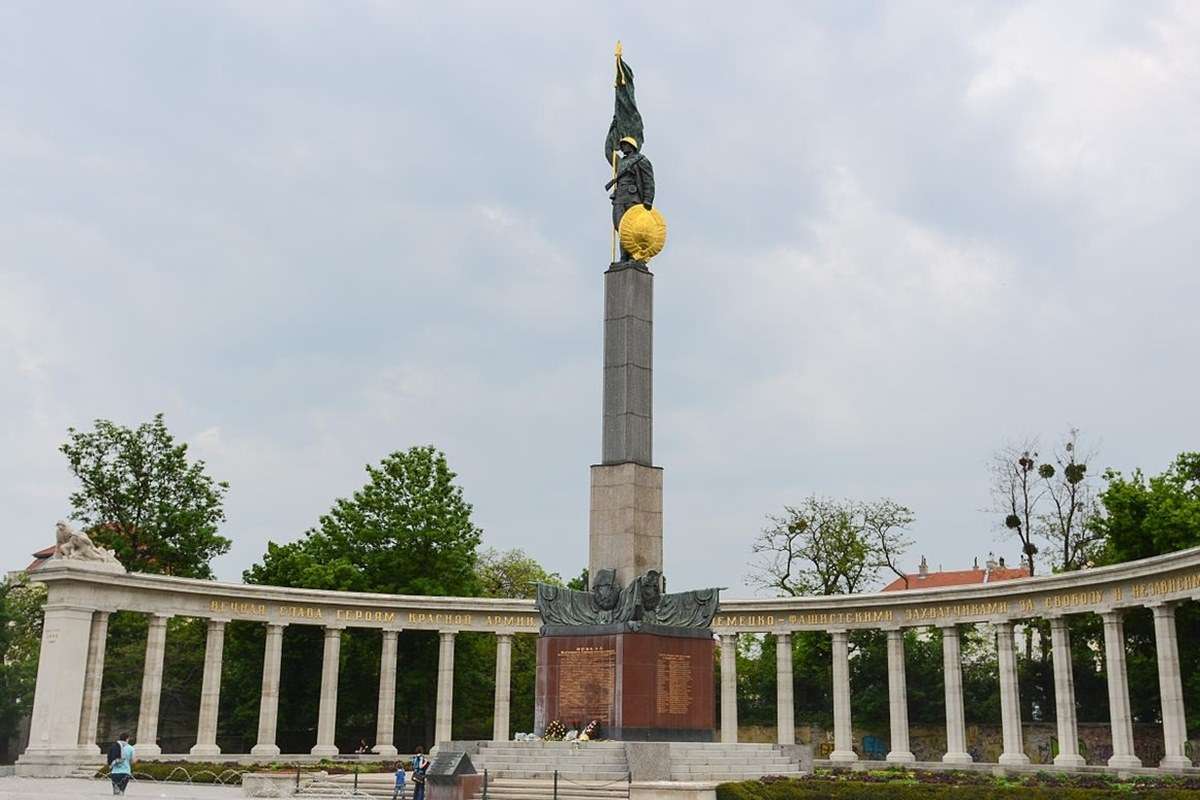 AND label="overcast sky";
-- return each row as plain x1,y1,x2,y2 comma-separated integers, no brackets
3,2,1198,597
